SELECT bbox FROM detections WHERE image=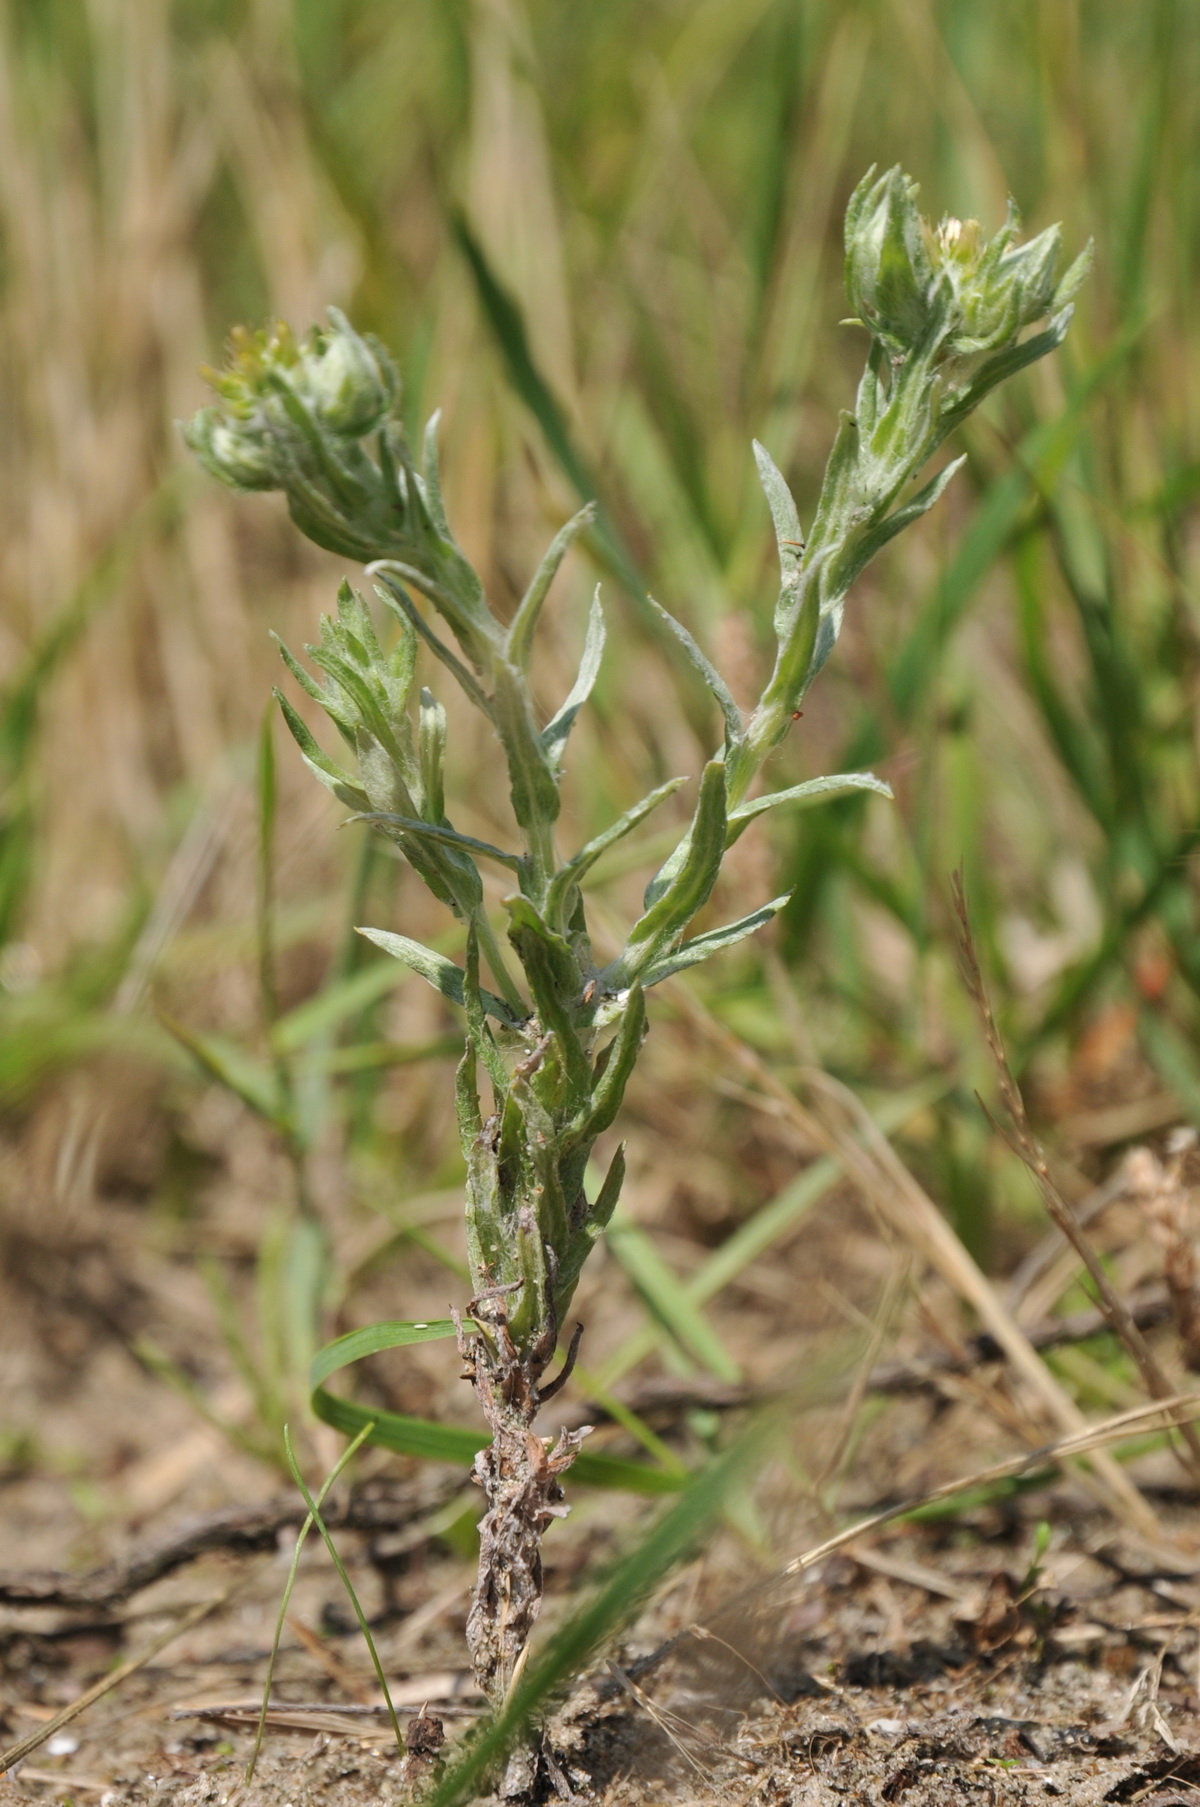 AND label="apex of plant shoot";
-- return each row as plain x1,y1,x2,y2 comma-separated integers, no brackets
181,311,456,570
844,165,1091,362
